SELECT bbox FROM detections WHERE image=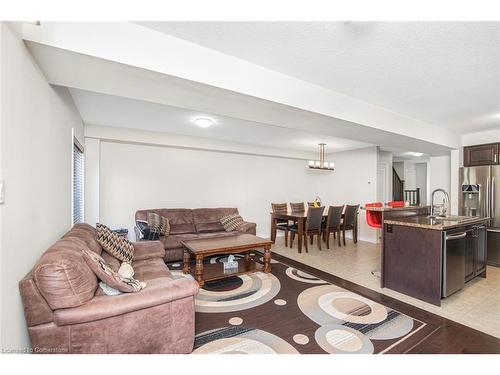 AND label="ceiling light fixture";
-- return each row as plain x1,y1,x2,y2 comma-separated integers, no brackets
309,143,334,171
406,152,424,157
194,117,214,128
